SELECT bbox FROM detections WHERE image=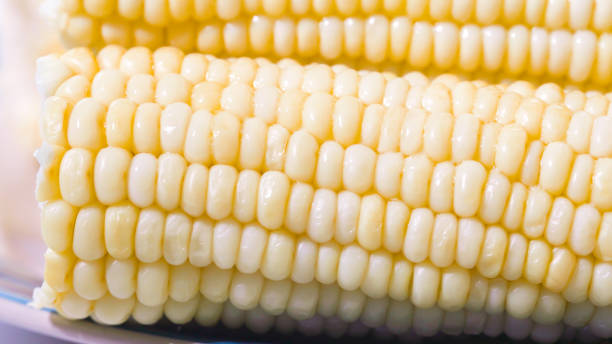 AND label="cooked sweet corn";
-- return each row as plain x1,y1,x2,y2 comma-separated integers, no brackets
22,1,612,343
54,0,612,84
32,45,612,341
57,0,612,31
